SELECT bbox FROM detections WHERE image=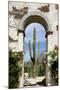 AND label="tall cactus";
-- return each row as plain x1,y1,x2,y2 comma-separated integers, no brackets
29,28,40,78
